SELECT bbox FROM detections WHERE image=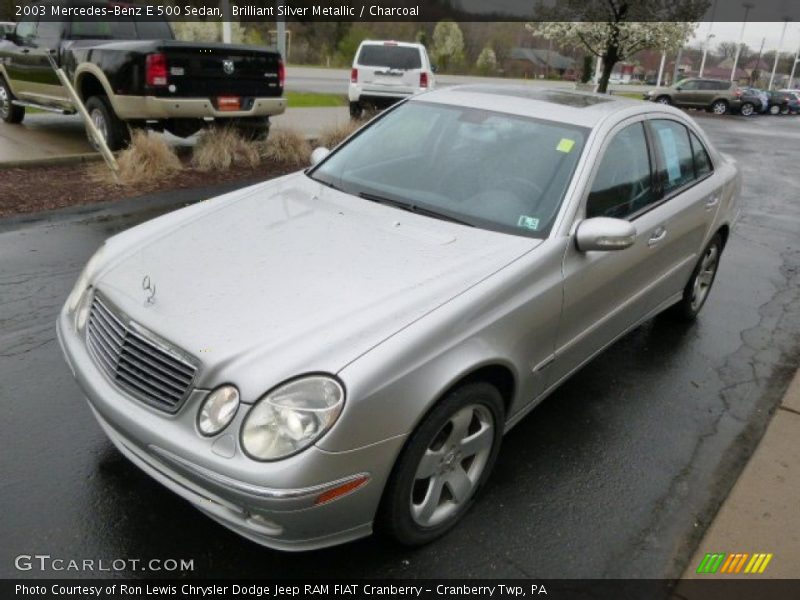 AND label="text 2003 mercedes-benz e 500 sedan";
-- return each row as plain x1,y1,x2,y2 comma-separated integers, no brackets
58,85,740,551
